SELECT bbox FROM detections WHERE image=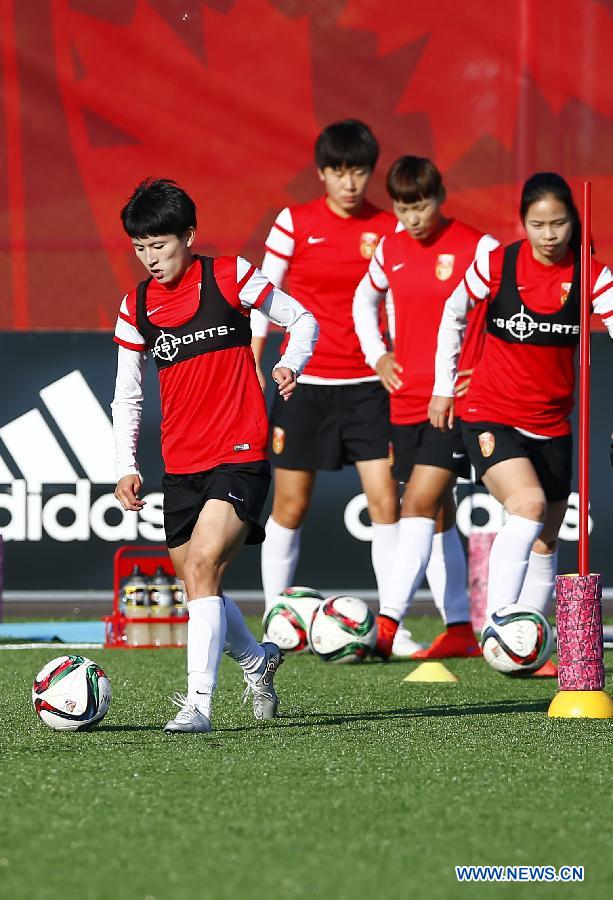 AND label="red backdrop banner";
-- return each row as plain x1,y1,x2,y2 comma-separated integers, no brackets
1,0,612,330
